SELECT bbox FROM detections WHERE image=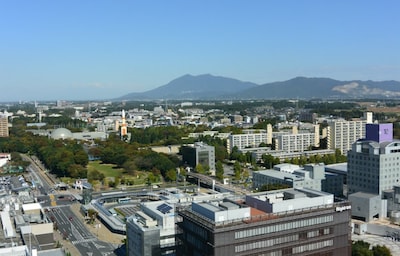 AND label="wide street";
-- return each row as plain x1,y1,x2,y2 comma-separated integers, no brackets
22,154,55,195
22,154,122,256
45,205,118,256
